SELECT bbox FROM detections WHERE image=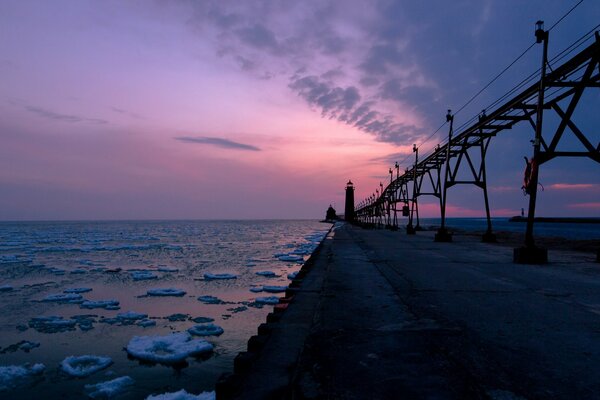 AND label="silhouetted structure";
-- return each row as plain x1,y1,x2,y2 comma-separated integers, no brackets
344,181,354,222
325,205,337,221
